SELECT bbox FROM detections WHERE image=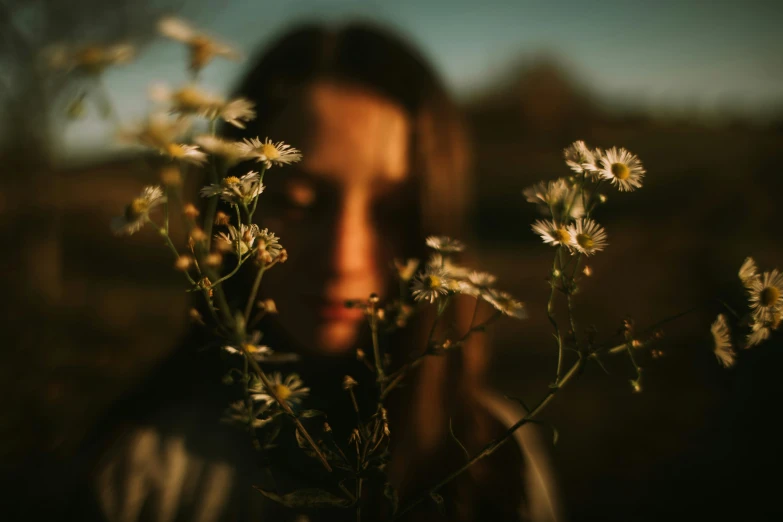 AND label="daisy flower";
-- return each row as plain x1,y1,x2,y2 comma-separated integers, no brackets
238,138,302,169
222,332,273,361
200,171,264,206
158,17,240,73
250,372,310,409
44,43,135,74
120,113,206,165
739,257,783,329
411,267,451,304
426,253,470,279
738,257,760,287
193,135,252,166
597,147,645,192
425,236,465,253
214,223,259,255
567,219,608,256
393,259,420,282
711,314,735,368
532,220,573,248
255,228,284,262
563,140,598,176
111,186,166,235
747,270,783,327
747,323,771,348
523,179,585,222
151,84,256,128
484,290,527,319
224,400,271,429
459,270,498,298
